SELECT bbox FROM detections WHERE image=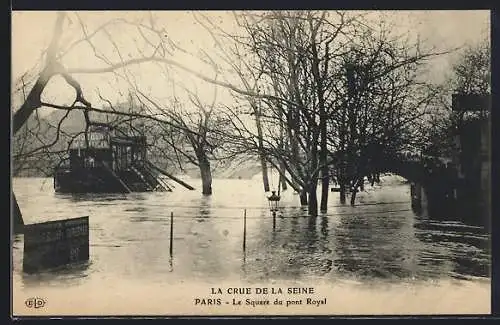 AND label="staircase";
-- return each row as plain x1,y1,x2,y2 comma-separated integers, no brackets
132,165,159,191
114,163,170,192
117,168,150,192
136,163,171,192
